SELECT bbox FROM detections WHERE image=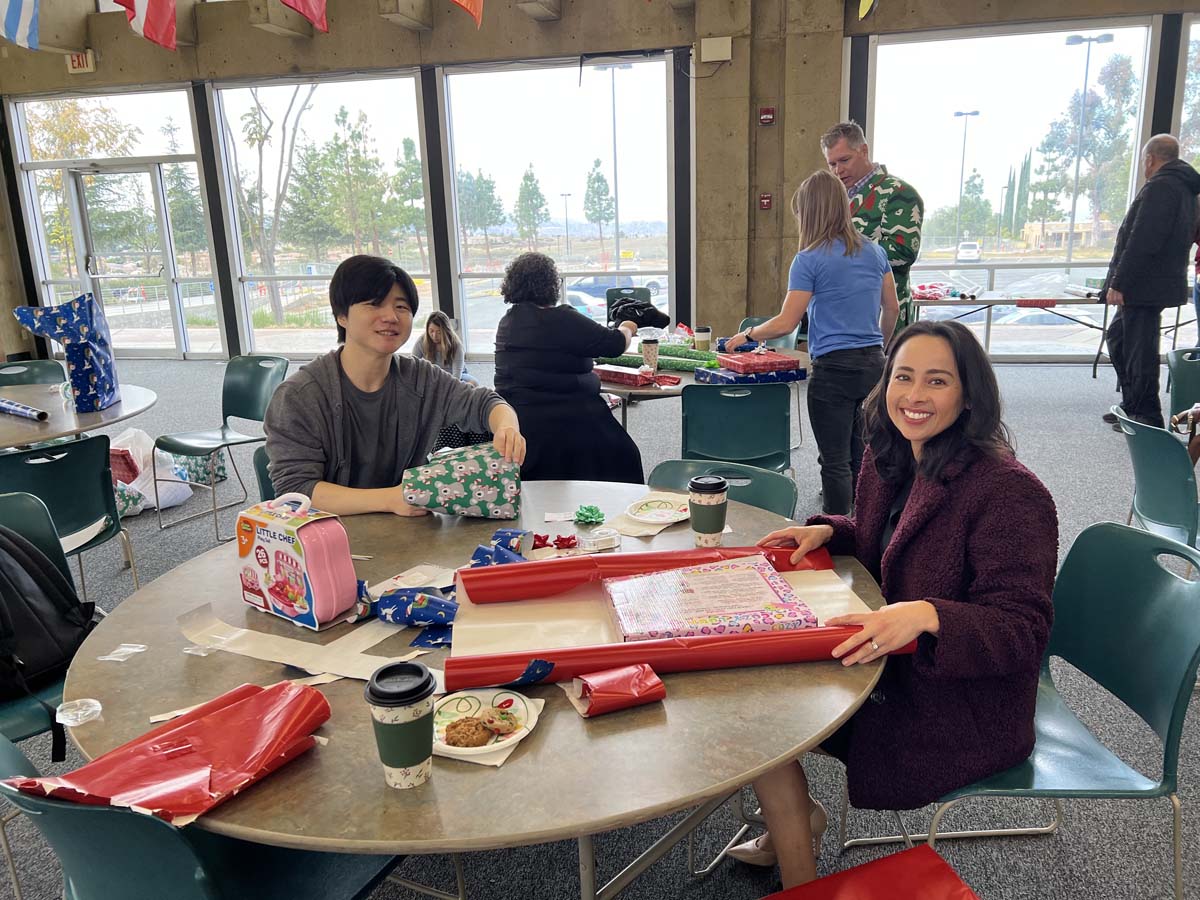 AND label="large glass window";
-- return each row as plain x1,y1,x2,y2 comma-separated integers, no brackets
217,76,430,355
1179,18,1200,350
445,59,671,353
